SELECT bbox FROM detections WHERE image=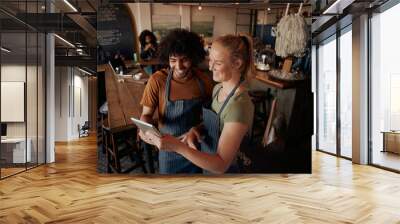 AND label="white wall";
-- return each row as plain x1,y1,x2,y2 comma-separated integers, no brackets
54,67,89,141
1,63,46,164
1,65,26,139
127,3,151,33
180,5,191,30
1,65,34,137
0,65,26,82
72,73,89,138
55,66,69,141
